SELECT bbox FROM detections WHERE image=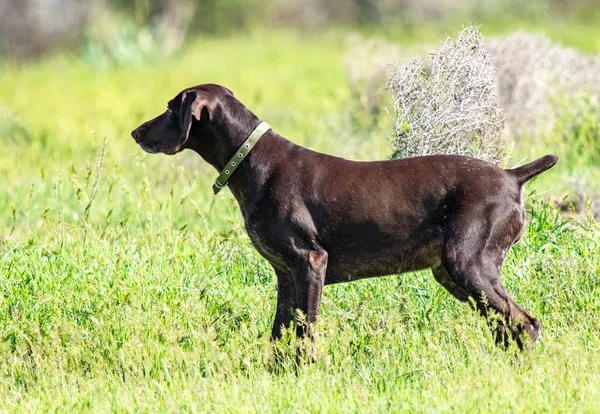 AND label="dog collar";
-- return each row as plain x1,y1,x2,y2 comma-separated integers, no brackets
213,121,271,194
